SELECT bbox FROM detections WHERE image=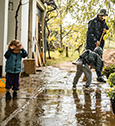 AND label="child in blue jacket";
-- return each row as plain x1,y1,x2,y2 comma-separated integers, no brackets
4,39,28,99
